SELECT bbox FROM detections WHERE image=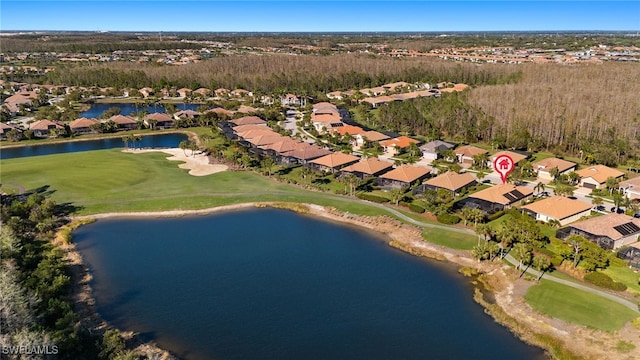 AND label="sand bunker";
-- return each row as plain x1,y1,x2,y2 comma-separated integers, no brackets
125,148,228,176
